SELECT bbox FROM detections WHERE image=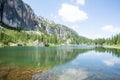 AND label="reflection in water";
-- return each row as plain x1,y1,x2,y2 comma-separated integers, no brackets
94,47,120,67
93,47,120,57
1,46,120,80
58,68,88,80
0,46,91,69
103,58,120,67
33,47,120,80
0,46,91,80
33,67,89,80
32,47,91,80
